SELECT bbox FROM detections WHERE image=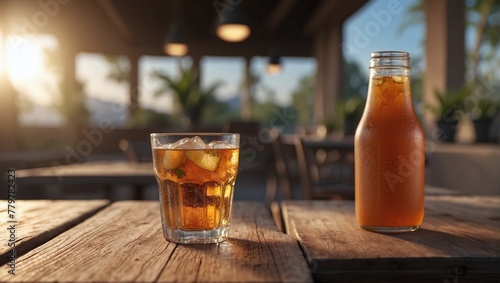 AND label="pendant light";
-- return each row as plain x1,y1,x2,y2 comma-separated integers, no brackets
163,0,188,57
266,49,282,75
163,22,188,57
216,2,251,42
